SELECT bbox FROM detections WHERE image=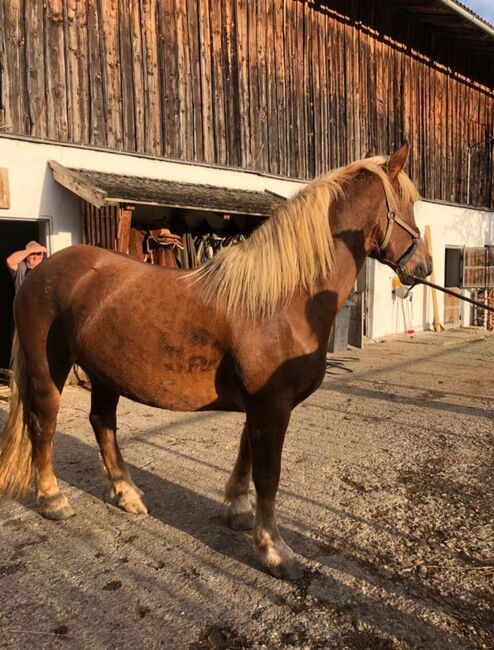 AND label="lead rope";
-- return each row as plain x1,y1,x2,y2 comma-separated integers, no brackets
411,276,494,314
